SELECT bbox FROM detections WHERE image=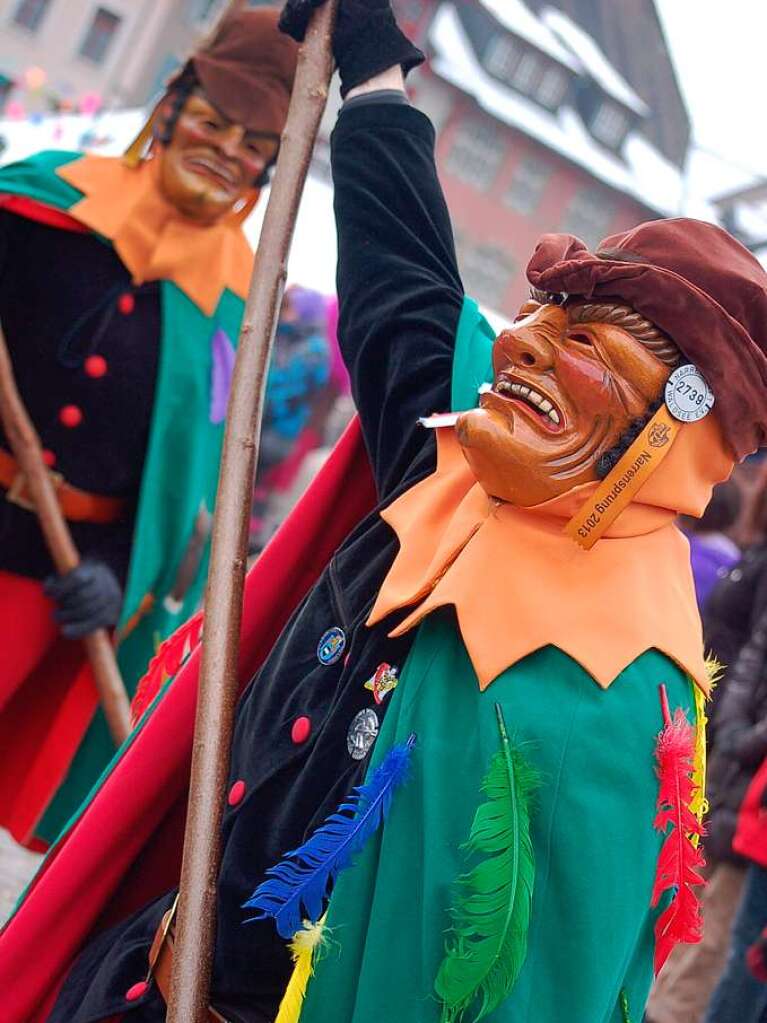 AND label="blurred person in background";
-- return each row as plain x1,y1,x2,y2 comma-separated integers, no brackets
249,285,332,552
704,464,767,691
703,749,767,1022
0,9,297,849
680,479,741,609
